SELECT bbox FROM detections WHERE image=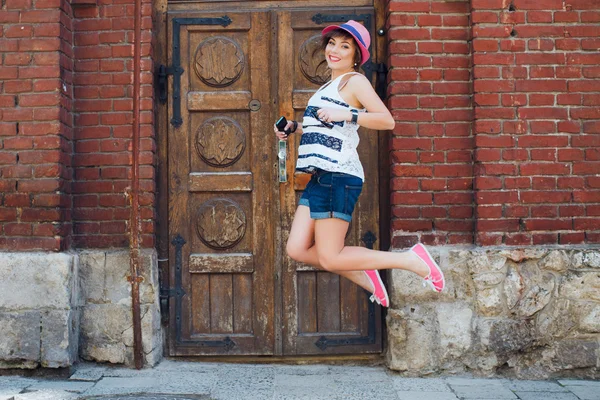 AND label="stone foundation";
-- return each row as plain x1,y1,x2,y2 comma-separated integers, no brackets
2,246,598,377
386,247,600,379
78,249,163,367
0,249,163,369
0,253,81,368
